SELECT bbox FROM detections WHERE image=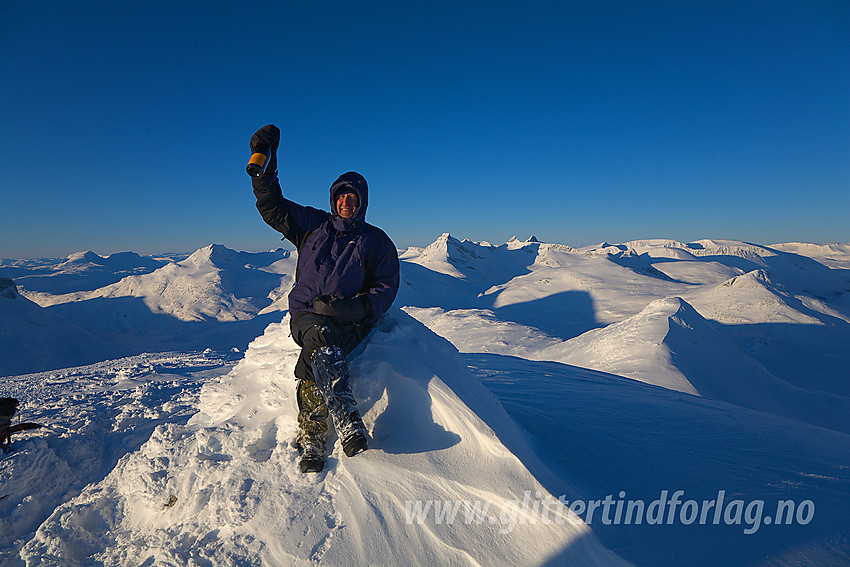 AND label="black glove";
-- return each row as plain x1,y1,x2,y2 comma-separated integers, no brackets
313,295,369,324
249,124,280,179
250,124,280,153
